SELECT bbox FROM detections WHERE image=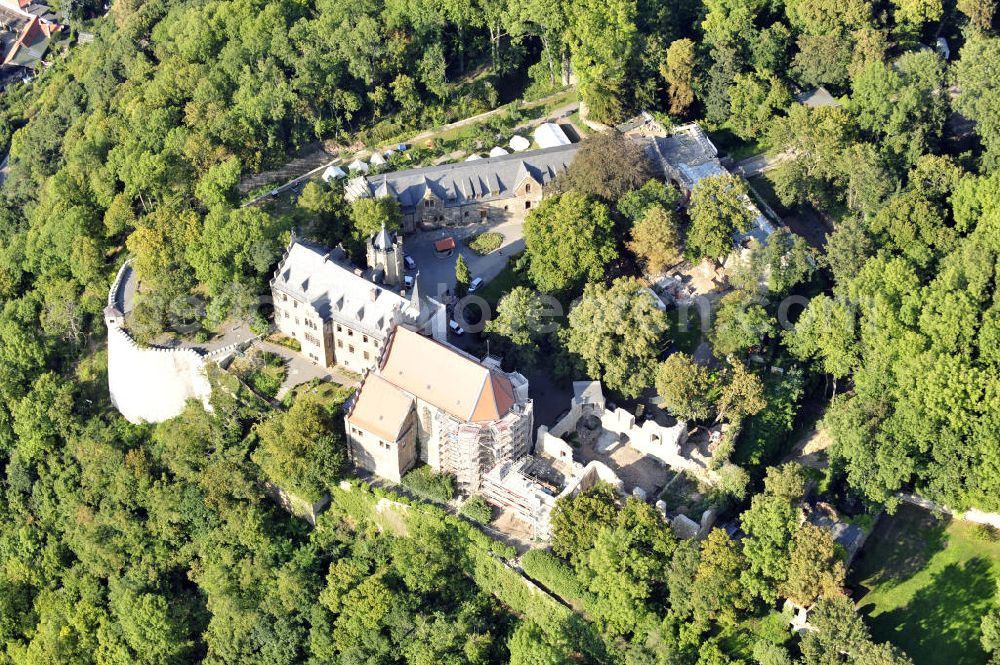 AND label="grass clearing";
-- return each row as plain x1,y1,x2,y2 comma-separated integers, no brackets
666,305,706,355
706,124,767,161
281,378,354,411
229,349,287,398
849,503,1000,665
